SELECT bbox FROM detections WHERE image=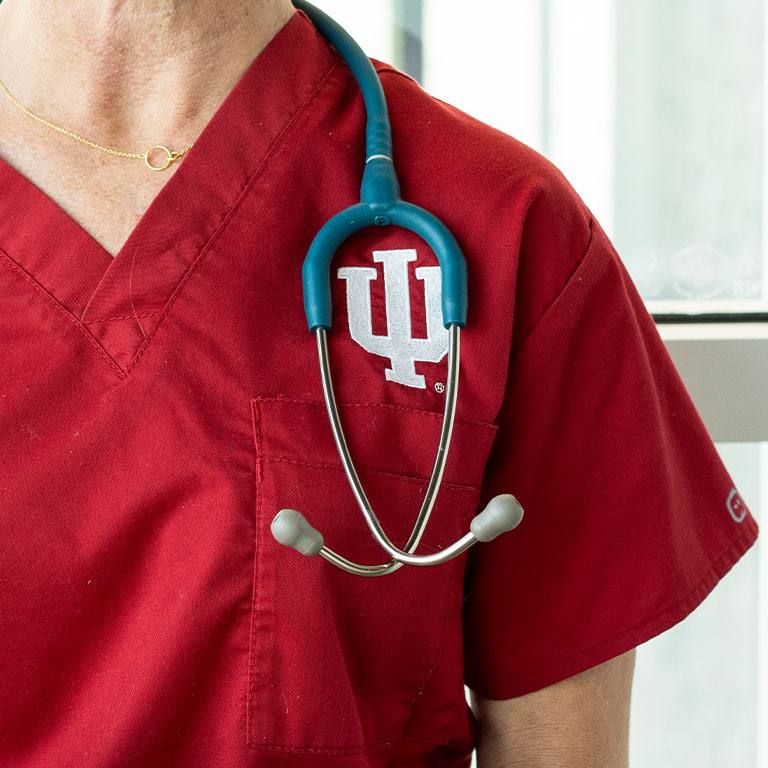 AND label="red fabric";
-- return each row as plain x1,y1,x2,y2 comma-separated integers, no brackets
0,10,757,767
